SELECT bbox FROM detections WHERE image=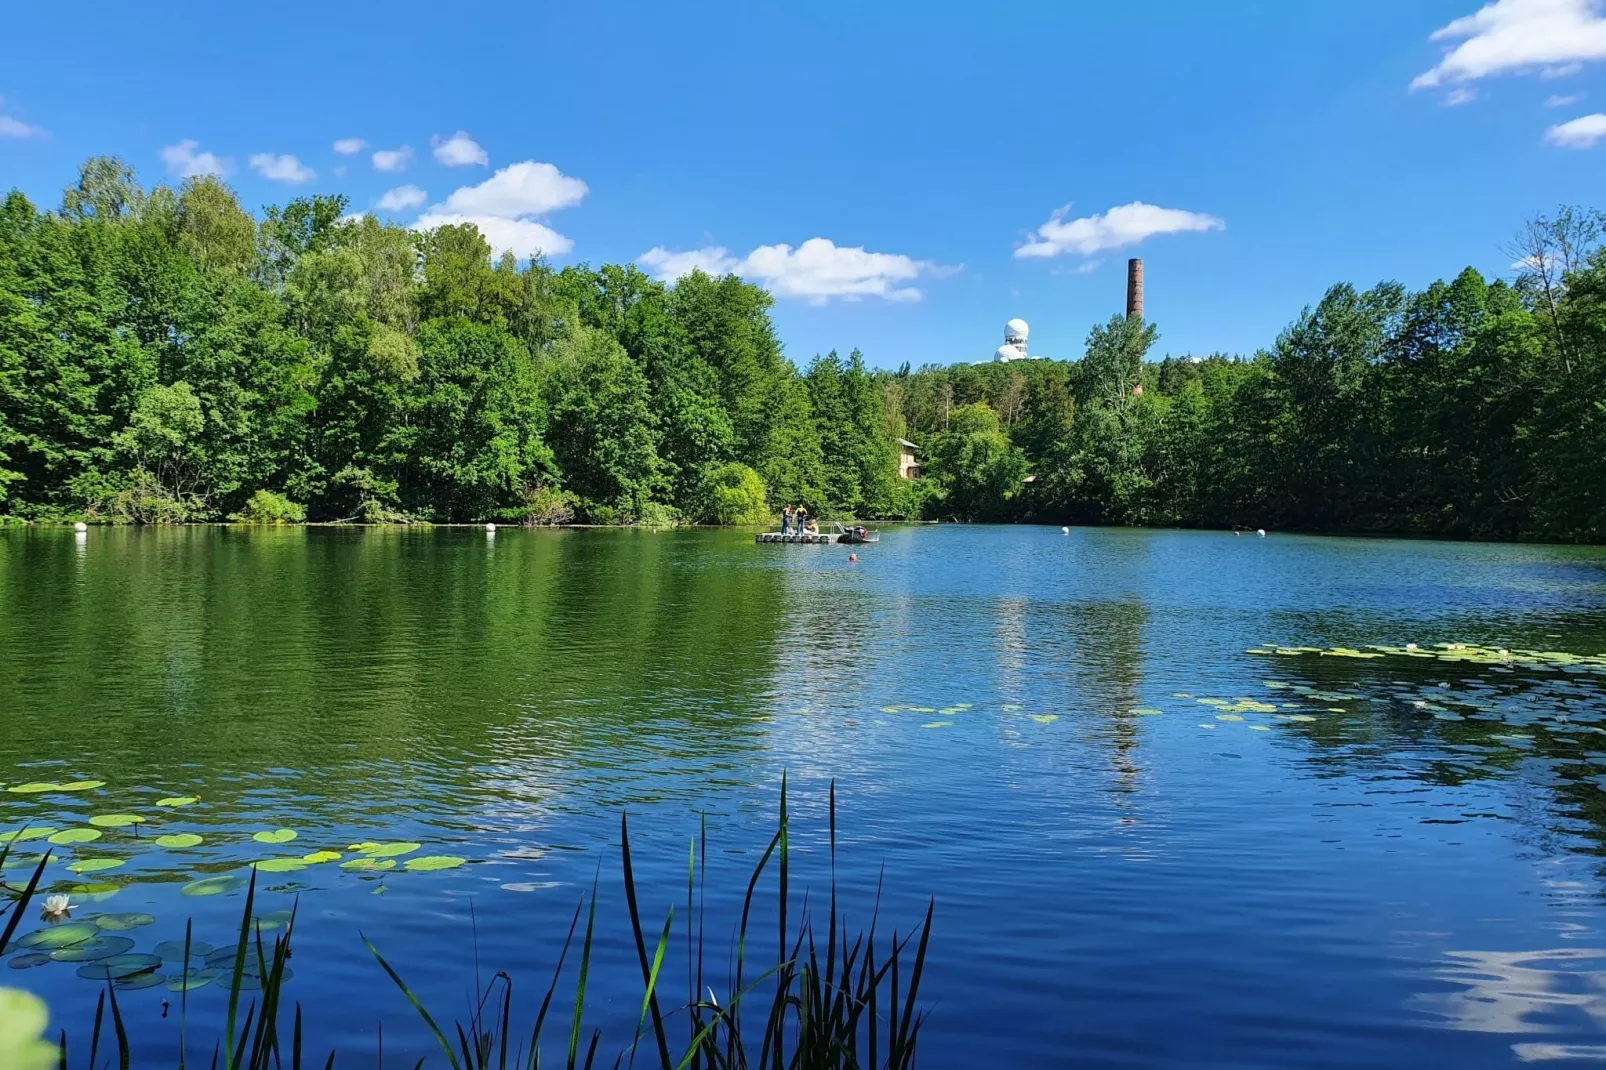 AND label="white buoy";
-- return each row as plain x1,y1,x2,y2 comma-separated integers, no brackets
74,522,87,533
484,522,496,532
1256,528,1266,537
1061,527,1070,535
